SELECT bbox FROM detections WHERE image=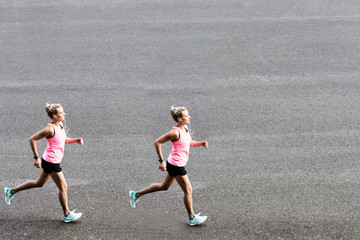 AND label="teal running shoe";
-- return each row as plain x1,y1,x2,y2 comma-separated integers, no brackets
189,213,207,226
4,187,14,205
129,191,139,208
64,209,82,223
